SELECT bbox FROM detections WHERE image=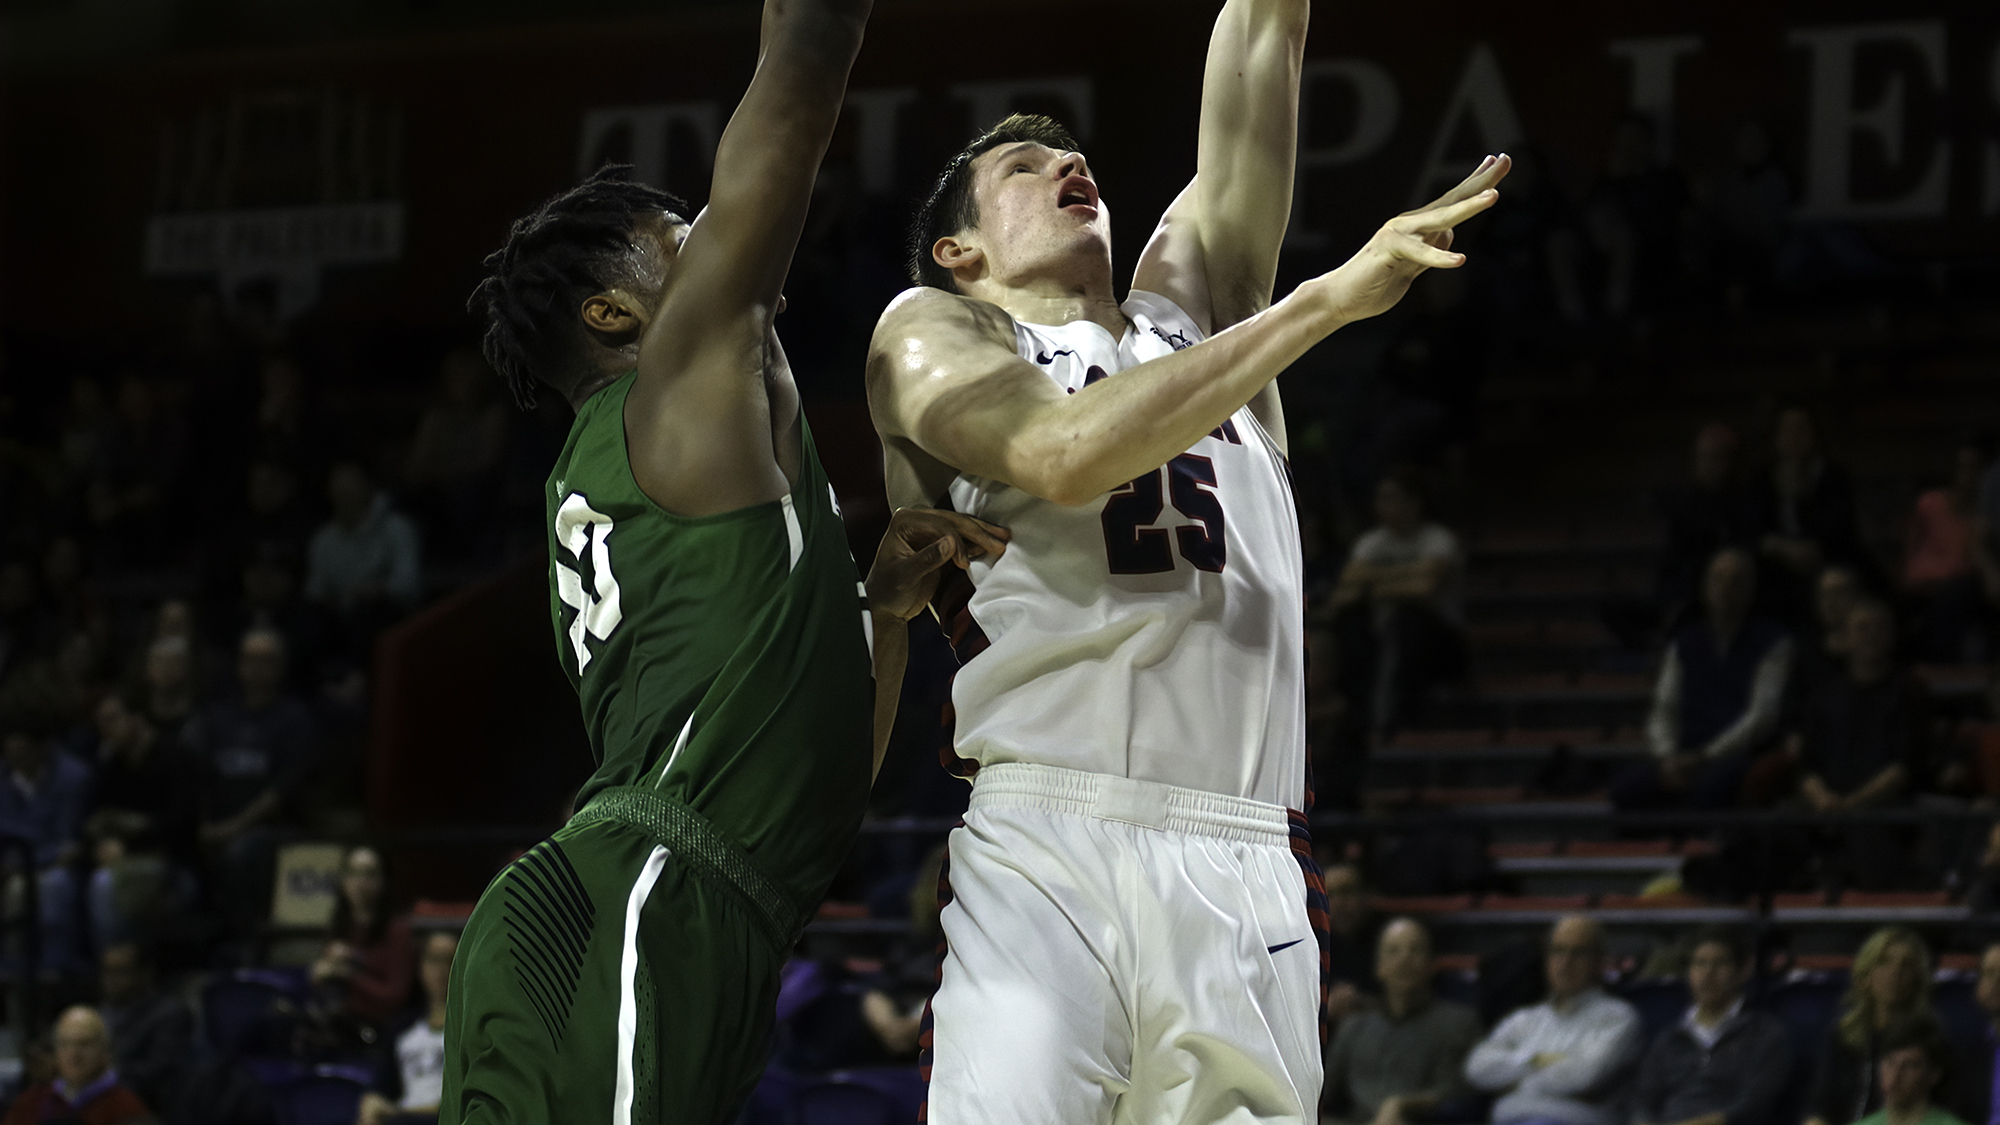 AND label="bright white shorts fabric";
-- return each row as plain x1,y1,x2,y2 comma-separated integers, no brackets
923,762,1323,1125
